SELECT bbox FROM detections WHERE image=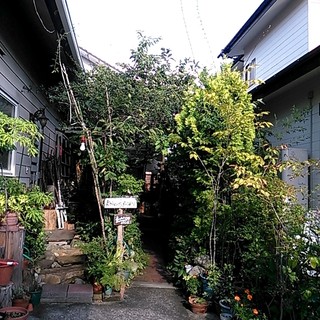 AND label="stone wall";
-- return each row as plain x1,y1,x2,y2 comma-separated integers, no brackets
37,233,86,285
